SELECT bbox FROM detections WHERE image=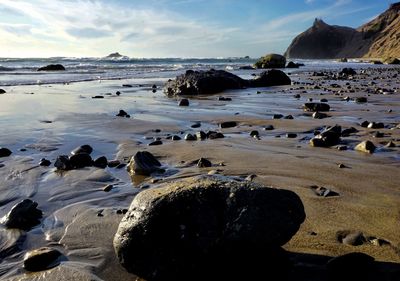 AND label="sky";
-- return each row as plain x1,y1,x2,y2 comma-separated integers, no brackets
0,0,395,58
